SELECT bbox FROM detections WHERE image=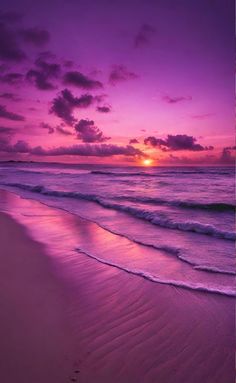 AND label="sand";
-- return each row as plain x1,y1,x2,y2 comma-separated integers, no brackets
0,189,234,383
0,212,76,382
